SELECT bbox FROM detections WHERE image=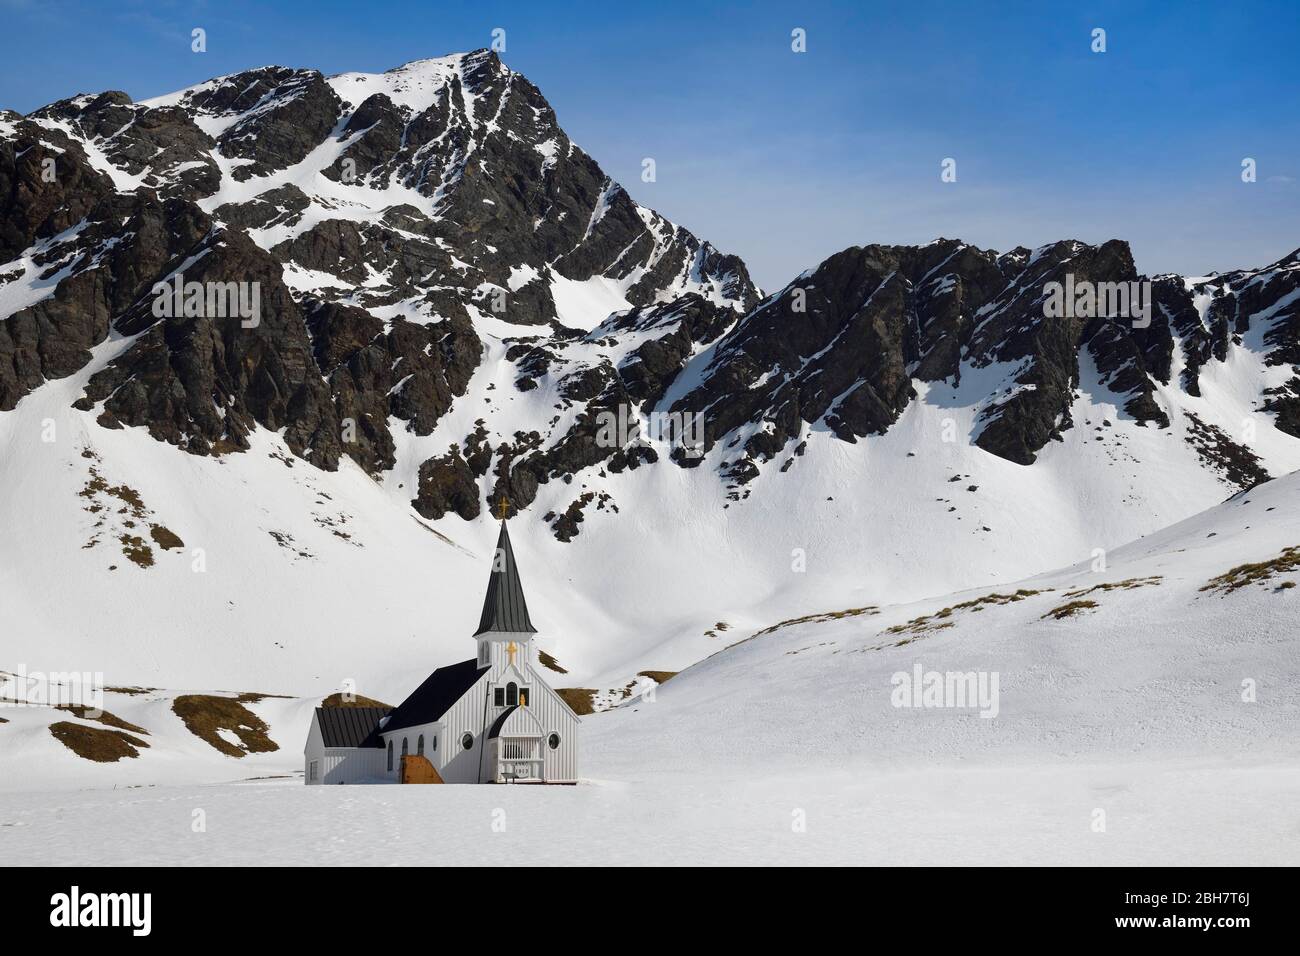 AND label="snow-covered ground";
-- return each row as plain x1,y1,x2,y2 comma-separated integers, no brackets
2,762,1293,866
4,470,1297,864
